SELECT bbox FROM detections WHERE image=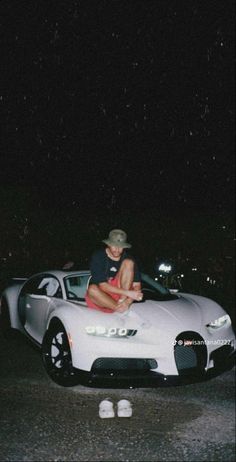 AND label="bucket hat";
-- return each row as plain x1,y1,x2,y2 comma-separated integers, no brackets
102,229,131,248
